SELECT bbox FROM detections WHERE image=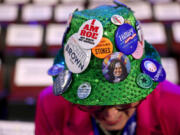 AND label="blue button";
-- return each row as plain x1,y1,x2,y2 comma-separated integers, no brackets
141,58,166,82
115,23,138,55
48,64,64,76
